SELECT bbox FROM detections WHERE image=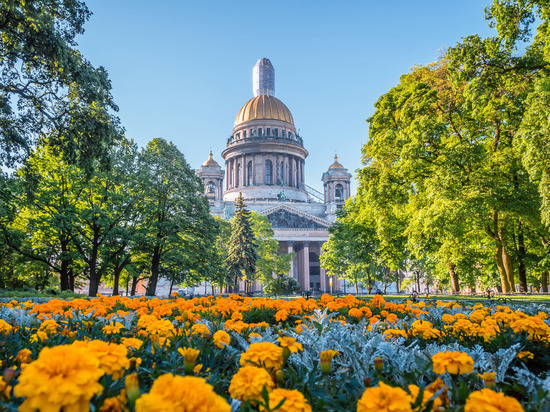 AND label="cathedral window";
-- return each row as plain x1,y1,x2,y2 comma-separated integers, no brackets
251,129,256,137
282,129,286,138
266,128,271,136
265,160,272,185
235,133,240,139
236,163,241,188
335,184,344,201
247,161,253,186
273,128,278,137
243,130,247,138
289,132,294,139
